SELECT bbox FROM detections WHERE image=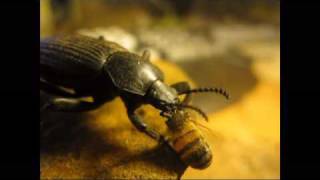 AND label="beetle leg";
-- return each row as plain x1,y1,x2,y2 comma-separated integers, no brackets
126,107,167,144
129,113,169,145
122,96,169,144
40,79,80,98
43,97,105,112
171,81,192,105
128,112,161,140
